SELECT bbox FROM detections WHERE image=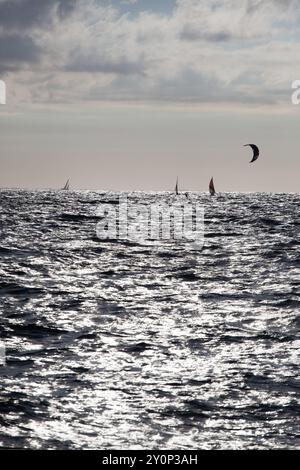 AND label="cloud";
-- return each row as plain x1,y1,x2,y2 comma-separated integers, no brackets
0,33,40,62
0,33,41,75
120,0,139,5
0,0,77,30
65,56,144,75
180,26,232,42
245,0,295,15
176,0,298,42
0,0,78,75
1,0,300,107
